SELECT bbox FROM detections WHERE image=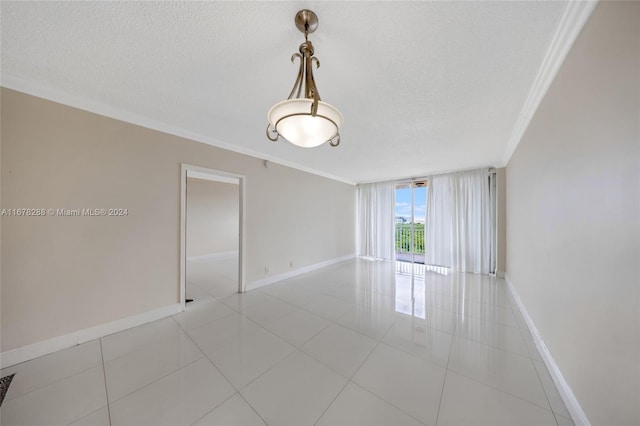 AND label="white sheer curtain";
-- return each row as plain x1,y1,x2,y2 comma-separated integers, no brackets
425,173,454,268
425,168,496,274
358,182,396,261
